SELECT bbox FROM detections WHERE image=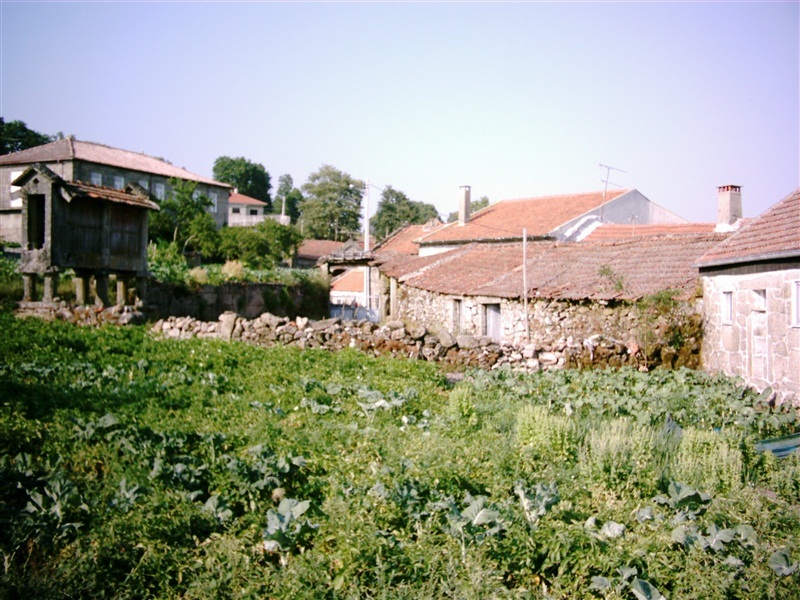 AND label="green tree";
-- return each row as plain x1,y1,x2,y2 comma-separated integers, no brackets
0,118,56,155
273,174,302,223
299,165,364,241
447,195,490,223
213,156,272,210
149,179,219,254
370,186,440,240
218,220,302,269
